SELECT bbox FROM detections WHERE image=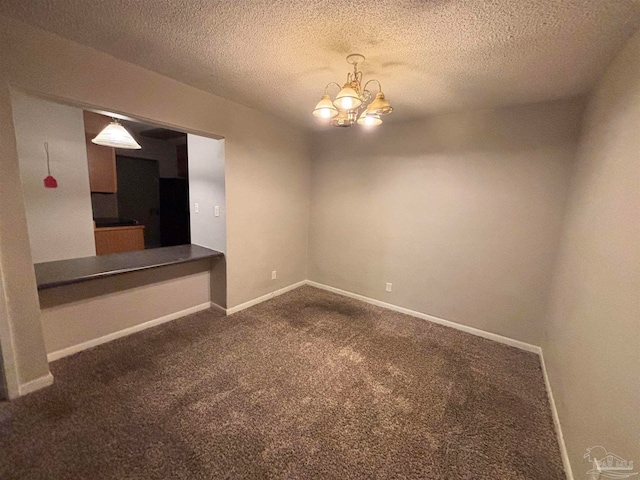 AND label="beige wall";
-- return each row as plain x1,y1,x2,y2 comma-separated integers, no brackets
0,15,310,396
11,93,96,263
542,31,640,475
309,99,584,345
40,261,211,356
